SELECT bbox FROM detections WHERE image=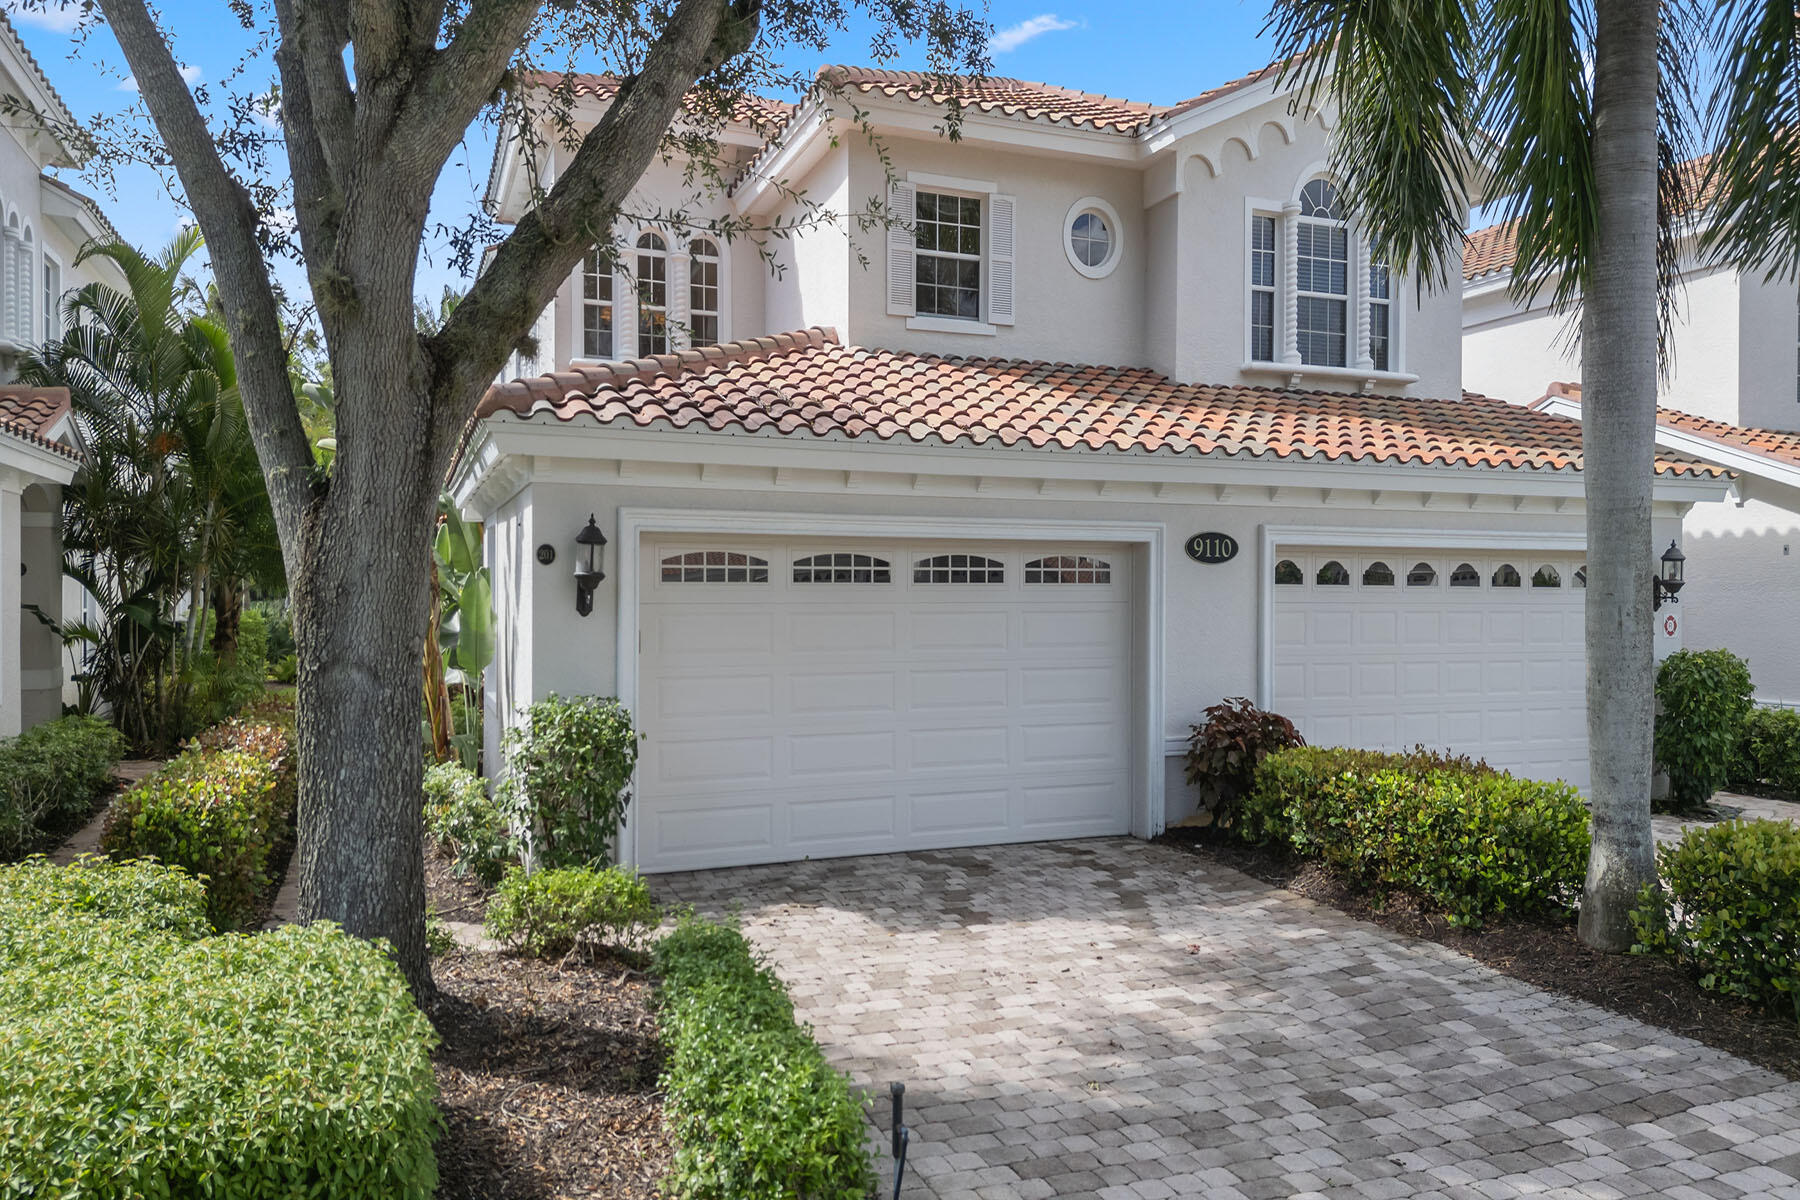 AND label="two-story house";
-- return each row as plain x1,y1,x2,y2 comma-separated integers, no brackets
0,14,127,733
451,64,1726,873
1463,173,1800,707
